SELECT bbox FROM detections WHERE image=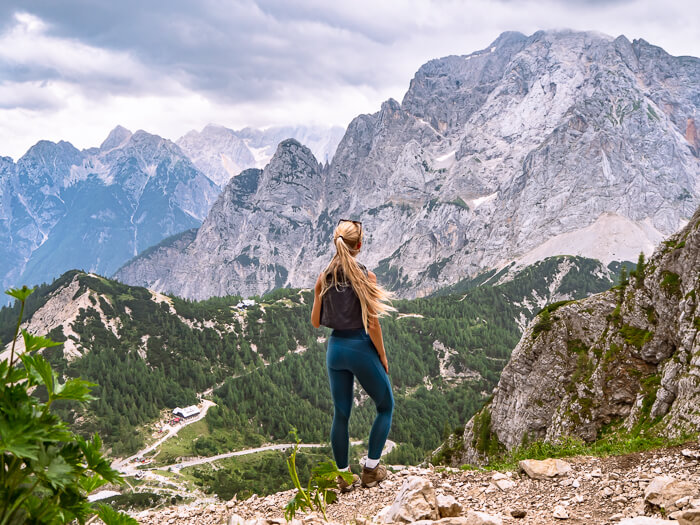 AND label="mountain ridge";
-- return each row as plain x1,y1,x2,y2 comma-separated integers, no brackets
116,29,699,300
0,123,344,298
